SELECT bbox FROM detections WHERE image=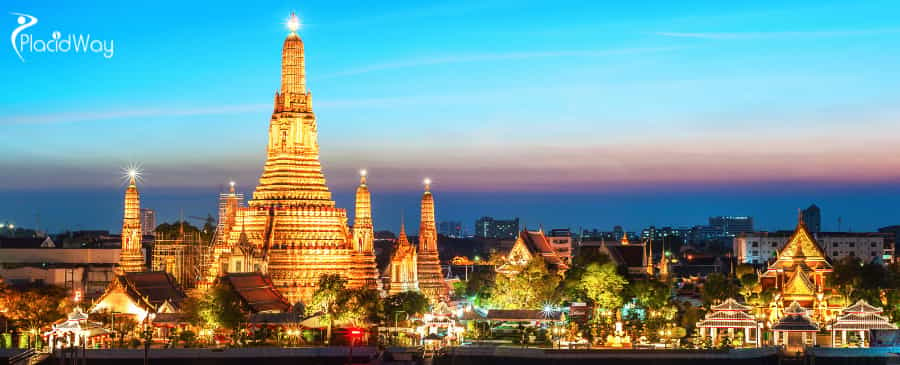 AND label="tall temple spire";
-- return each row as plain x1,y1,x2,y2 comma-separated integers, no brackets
252,11,328,208
118,169,145,273
419,178,436,252
417,178,448,302
205,13,378,303
351,169,379,288
280,12,306,99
